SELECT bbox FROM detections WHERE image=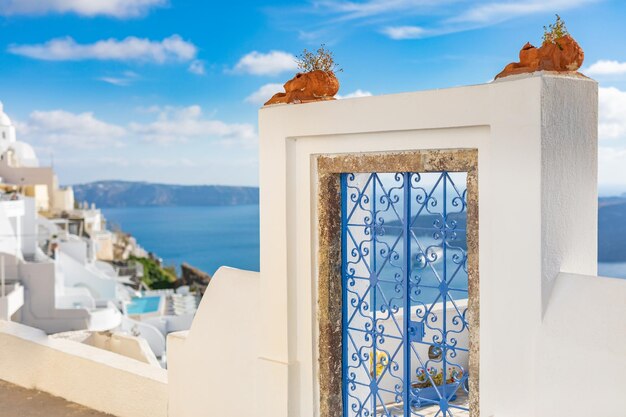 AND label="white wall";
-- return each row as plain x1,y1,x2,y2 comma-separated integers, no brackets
57,250,118,302
535,273,626,417
0,202,22,258
0,320,167,417
17,258,90,333
59,239,88,263
168,267,259,417
82,331,160,367
17,258,120,334
540,78,598,311
0,163,55,207
0,283,23,319
165,73,610,417
255,73,600,417
121,316,167,358
21,197,38,257
53,186,75,212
